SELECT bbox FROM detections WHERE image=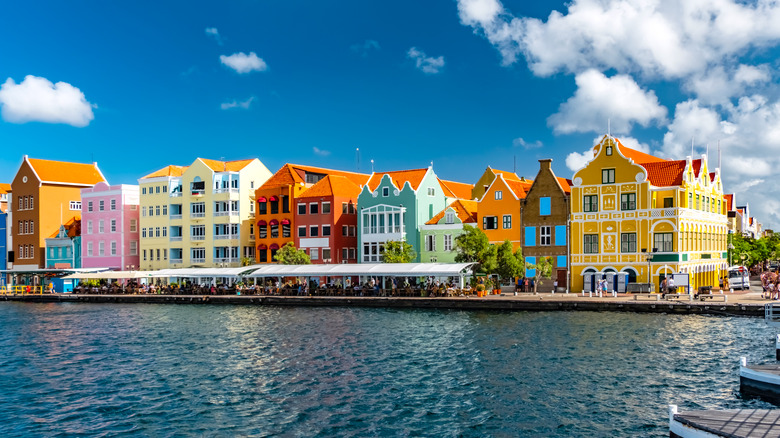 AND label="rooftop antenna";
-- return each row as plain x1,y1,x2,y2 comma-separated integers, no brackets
718,141,721,170
608,118,611,138
356,148,360,172
370,159,374,173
